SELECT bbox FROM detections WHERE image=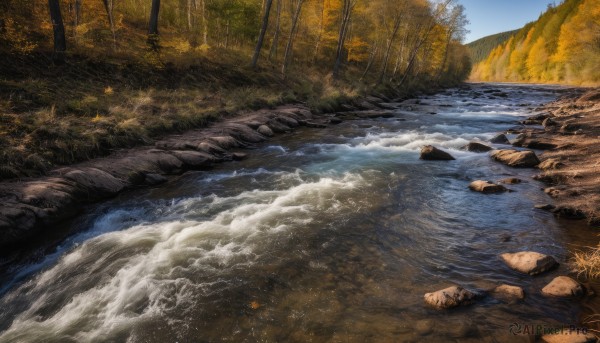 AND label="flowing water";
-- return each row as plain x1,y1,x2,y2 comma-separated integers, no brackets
0,84,597,342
